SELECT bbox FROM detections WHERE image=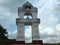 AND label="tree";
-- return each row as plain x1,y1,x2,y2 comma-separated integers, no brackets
0,25,8,41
